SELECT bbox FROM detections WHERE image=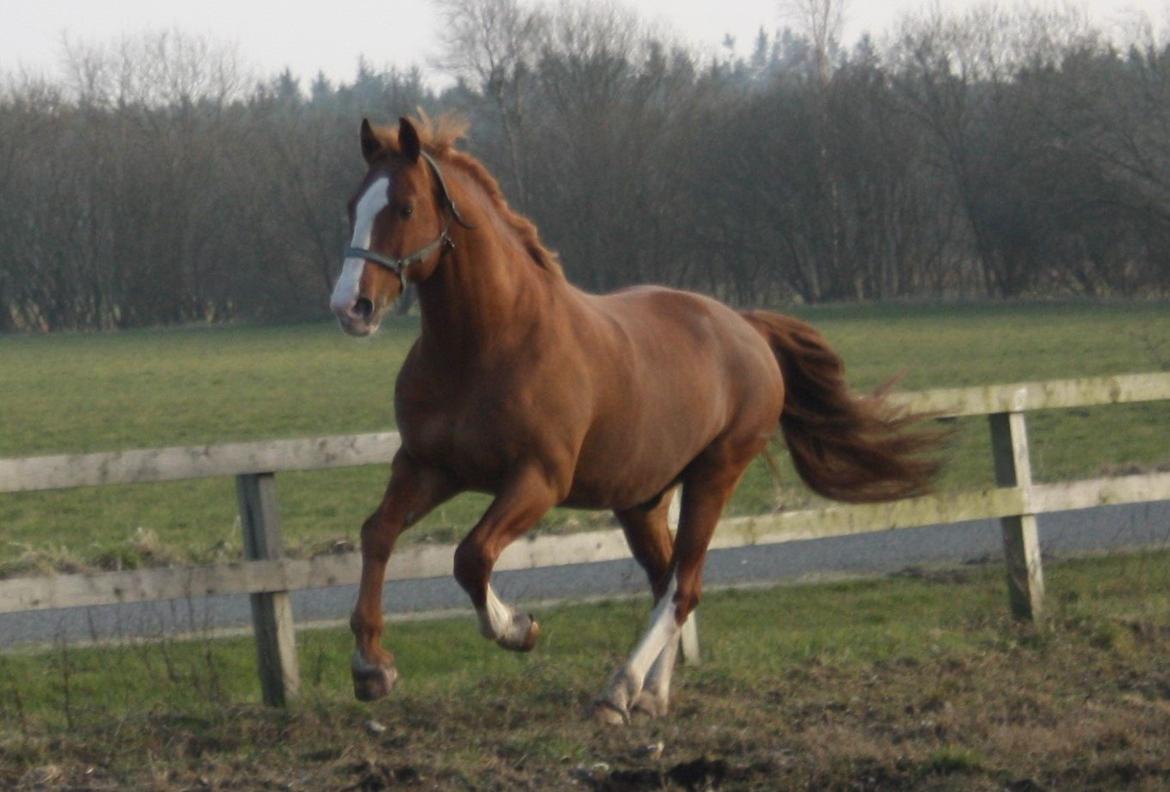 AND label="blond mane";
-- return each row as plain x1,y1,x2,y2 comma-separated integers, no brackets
376,113,564,279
